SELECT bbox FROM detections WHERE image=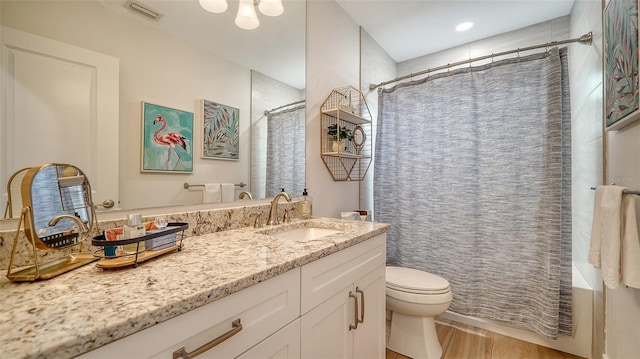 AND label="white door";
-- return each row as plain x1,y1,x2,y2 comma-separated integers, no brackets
1,26,119,213
301,285,354,359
